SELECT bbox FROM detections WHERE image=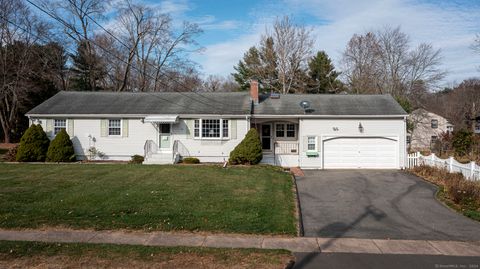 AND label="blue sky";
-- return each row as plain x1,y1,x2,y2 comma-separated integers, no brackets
32,0,480,85
159,0,480,86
